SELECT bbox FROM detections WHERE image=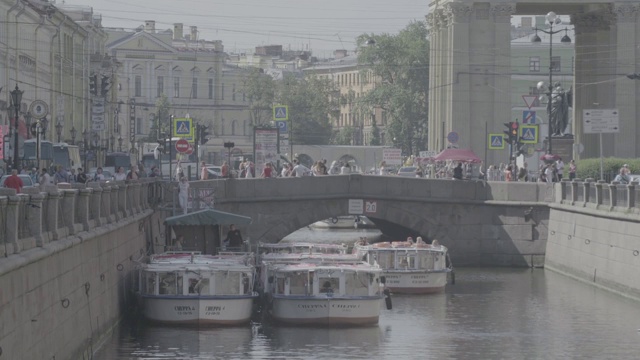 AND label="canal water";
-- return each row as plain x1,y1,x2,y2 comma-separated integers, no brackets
94,227,640,359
